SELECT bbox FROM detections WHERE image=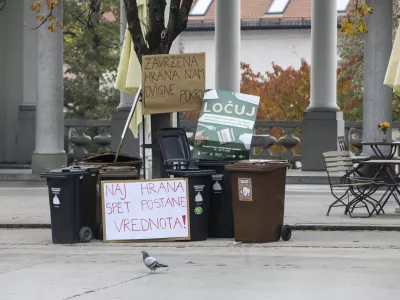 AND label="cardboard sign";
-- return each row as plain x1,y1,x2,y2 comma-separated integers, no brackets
192,89,260,160
142,53,206,115
101,179,190,242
